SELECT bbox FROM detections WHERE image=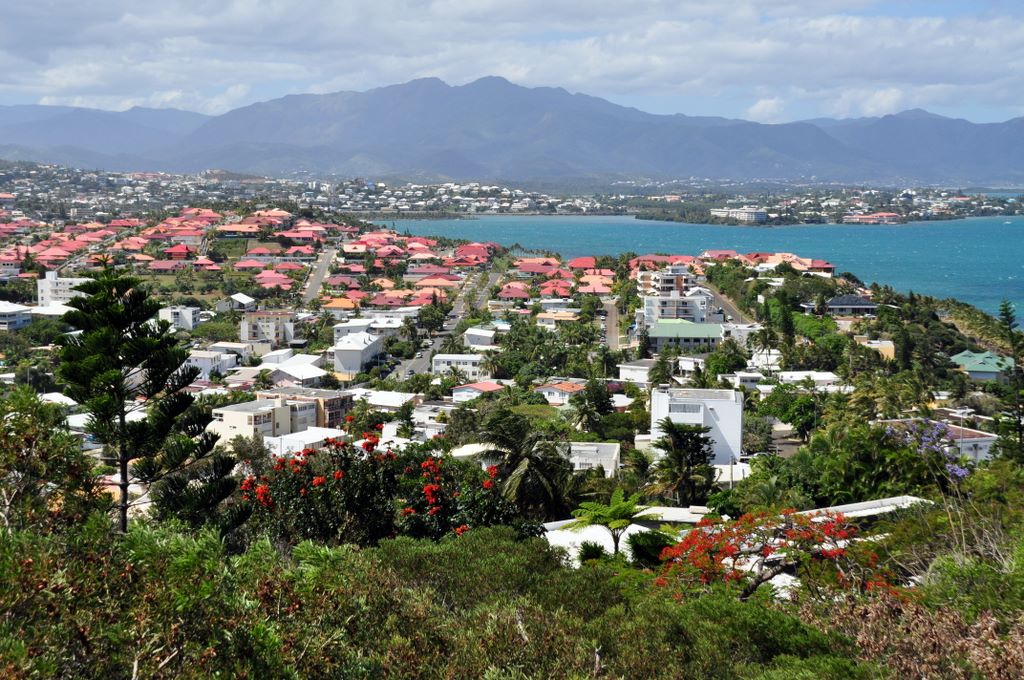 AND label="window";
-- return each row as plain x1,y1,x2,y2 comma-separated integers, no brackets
669,403,702,414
